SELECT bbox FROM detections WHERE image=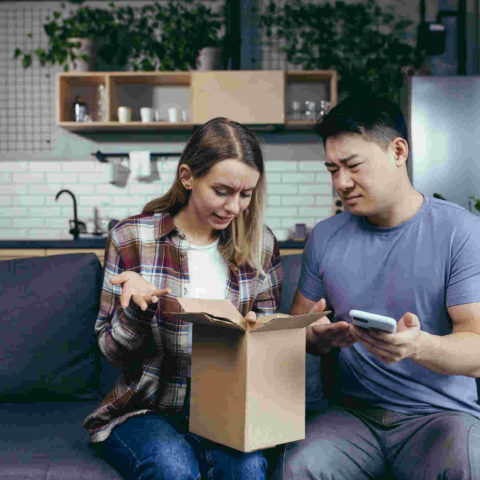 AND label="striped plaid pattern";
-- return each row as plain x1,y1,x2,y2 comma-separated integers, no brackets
82,211,282,443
